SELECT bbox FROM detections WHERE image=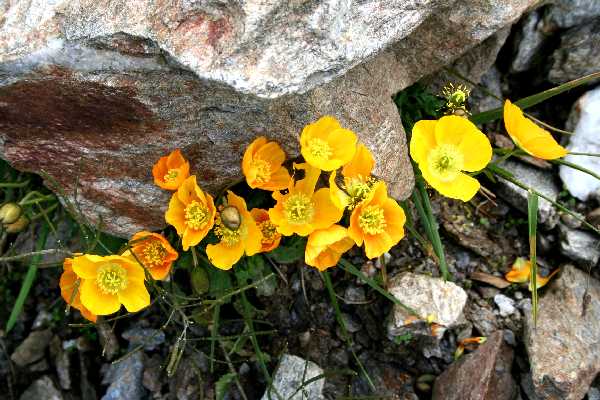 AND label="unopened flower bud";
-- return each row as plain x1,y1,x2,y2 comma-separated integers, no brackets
220,206,241,230
5,215,29,233
0,202,22,224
